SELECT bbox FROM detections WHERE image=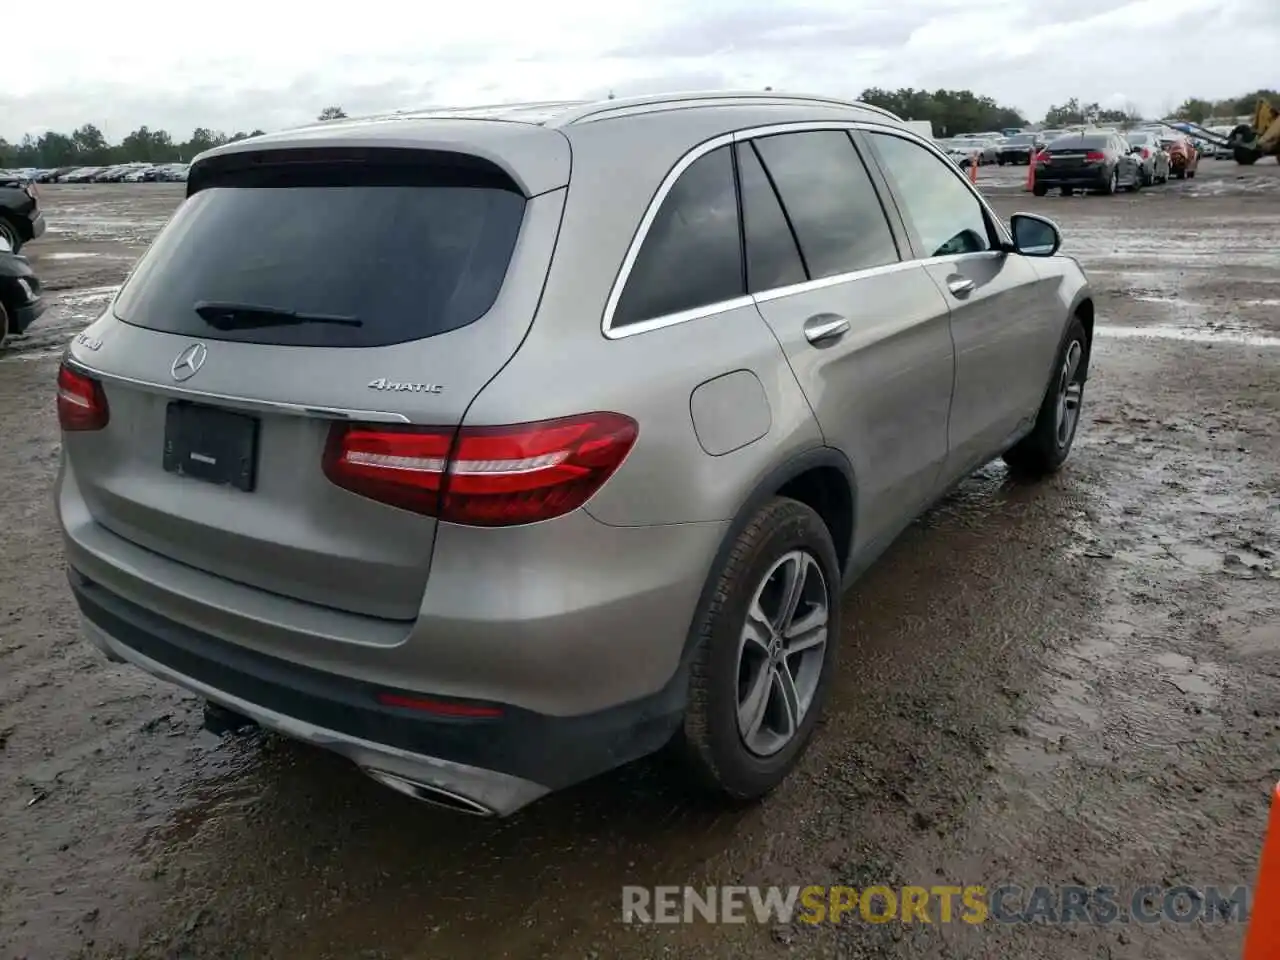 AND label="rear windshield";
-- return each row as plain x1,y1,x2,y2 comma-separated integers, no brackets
1049,135,1109,150
1005,134,1036,144
113,162,526,348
